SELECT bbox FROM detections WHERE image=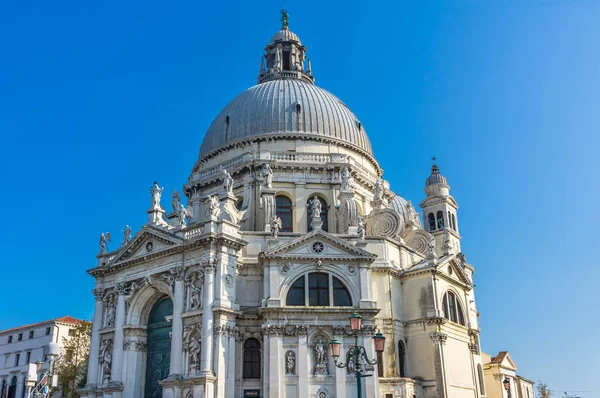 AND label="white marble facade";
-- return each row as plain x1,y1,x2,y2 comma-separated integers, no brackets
81,12,486,398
